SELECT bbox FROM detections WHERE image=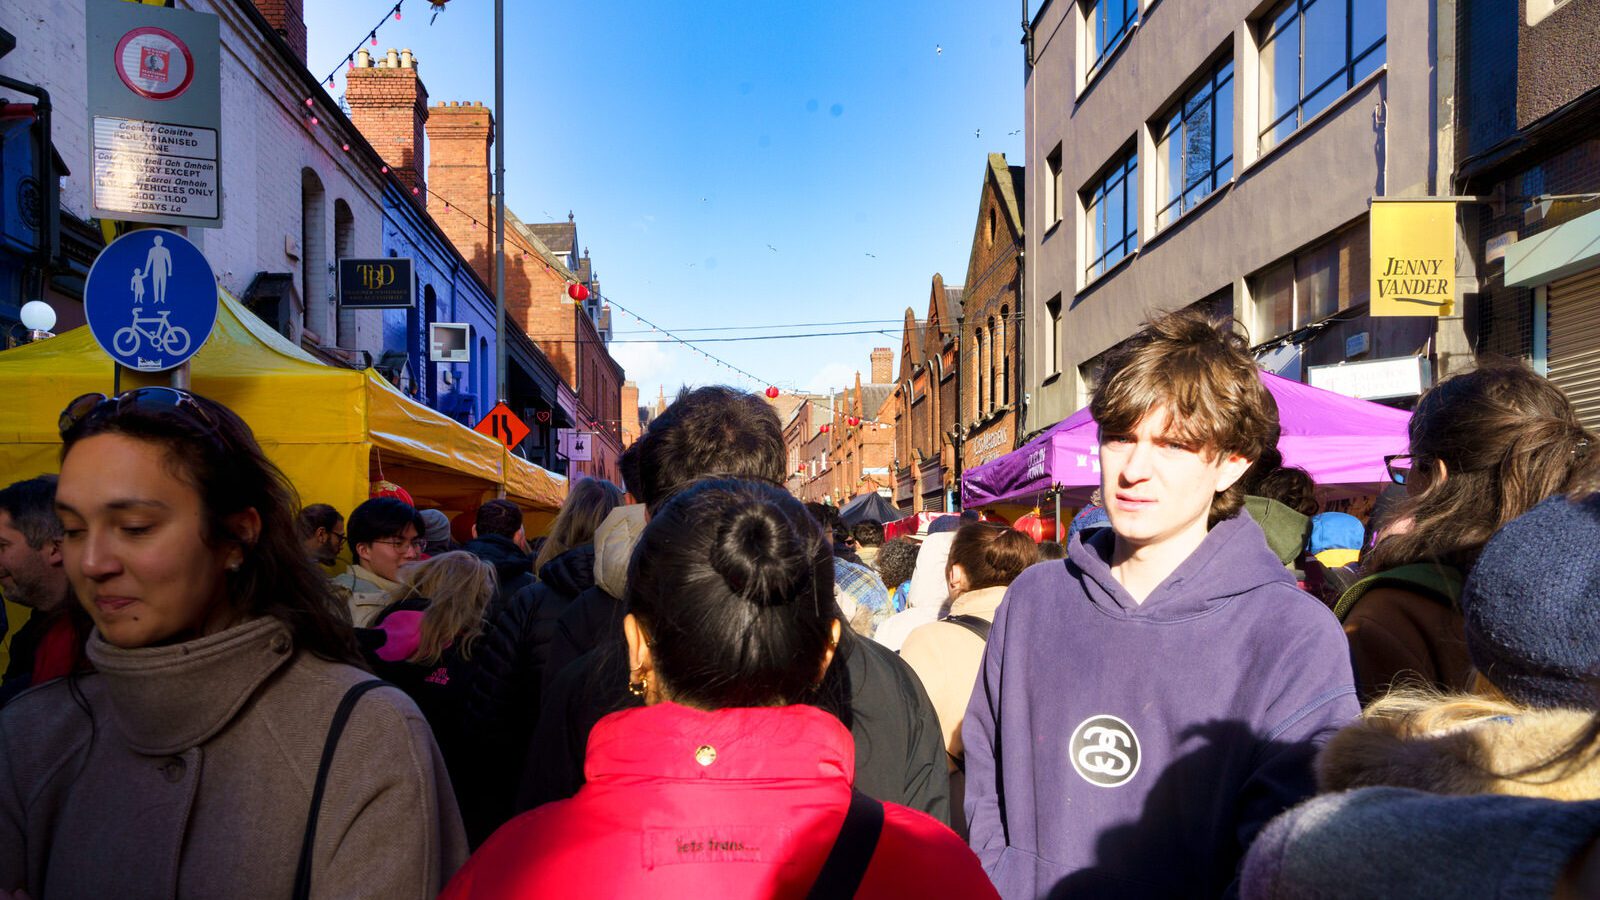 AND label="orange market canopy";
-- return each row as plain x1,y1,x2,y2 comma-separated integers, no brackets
0,291,565,526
